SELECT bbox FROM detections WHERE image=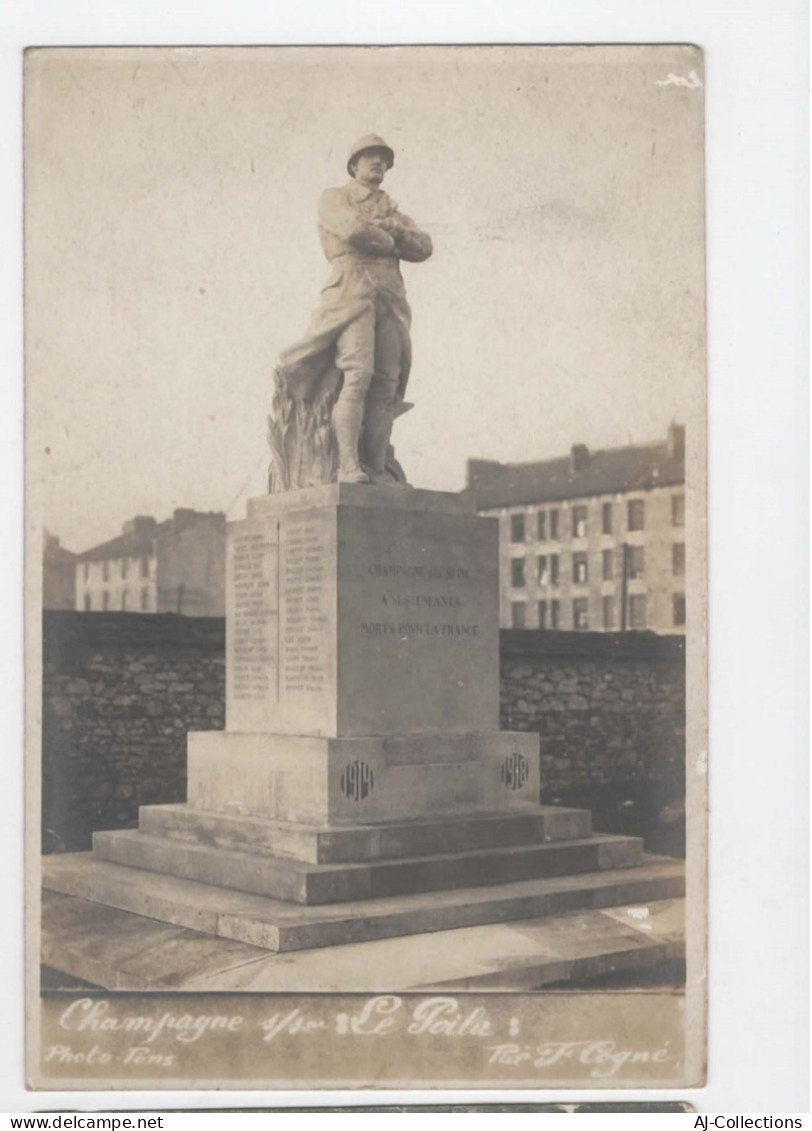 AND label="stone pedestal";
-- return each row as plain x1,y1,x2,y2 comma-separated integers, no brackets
44,484,673,960
206,483,539,822
226,483,500,736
